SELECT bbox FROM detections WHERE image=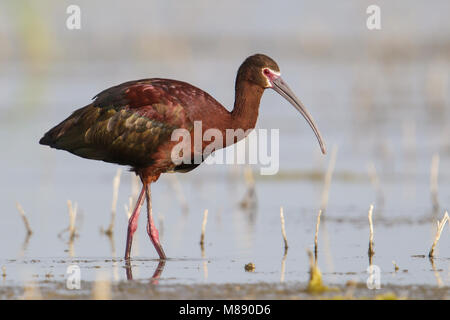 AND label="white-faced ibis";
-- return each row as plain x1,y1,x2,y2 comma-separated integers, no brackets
40,54,326,260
